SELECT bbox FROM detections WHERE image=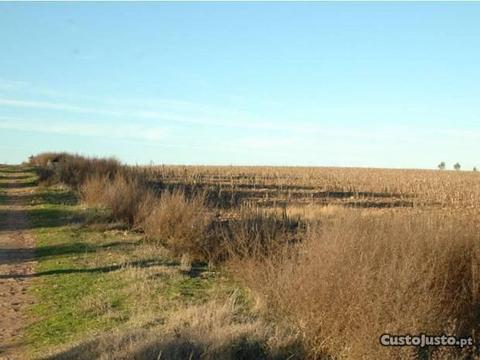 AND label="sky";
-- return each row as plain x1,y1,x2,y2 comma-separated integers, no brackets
1,2,479,169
